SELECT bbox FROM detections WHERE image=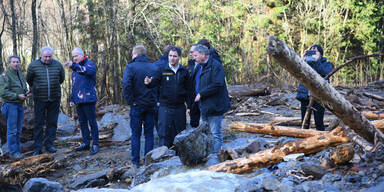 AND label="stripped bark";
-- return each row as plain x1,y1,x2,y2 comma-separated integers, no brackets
230,121,326,138
266,36,384,145
208,127,348,173
363,111,384,120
